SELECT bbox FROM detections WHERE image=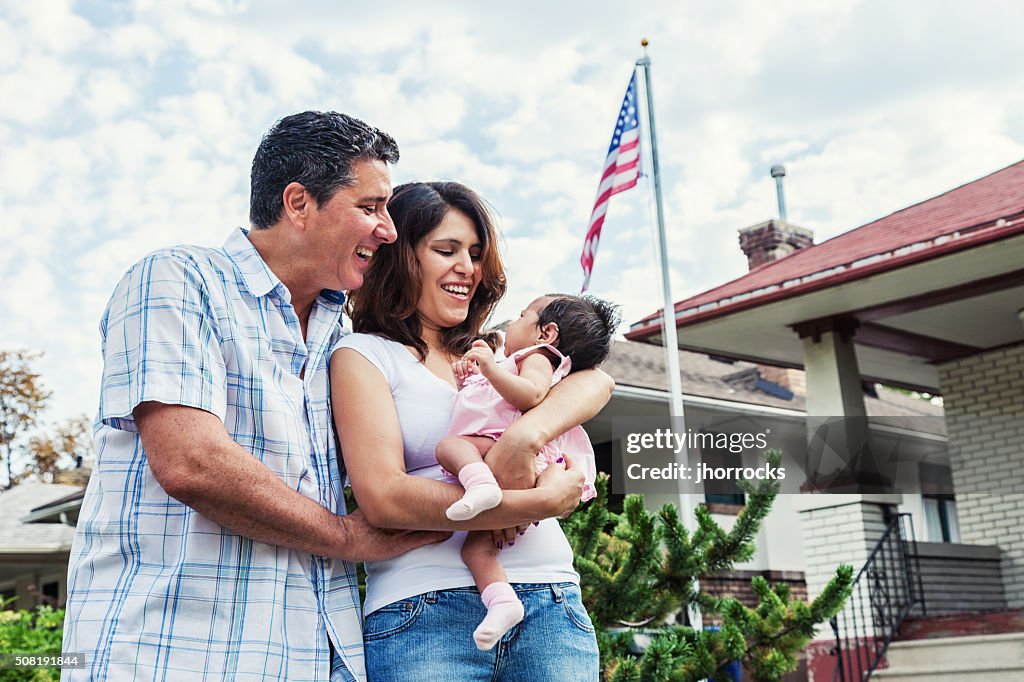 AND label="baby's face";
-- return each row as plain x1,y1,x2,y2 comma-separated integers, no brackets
503,296,553,354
